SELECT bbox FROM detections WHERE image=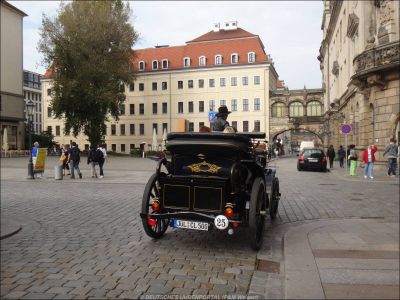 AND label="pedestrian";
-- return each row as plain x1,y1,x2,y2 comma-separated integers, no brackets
211,105,231,131
362,144,378,179
68,142,82,179
60,144,70,176
97,144,107,178
348,144,358,176
383,138,398,177
87,145,98,178
199,126,211,133
32,141,39,167
327,145,336,169
338,145,346,168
